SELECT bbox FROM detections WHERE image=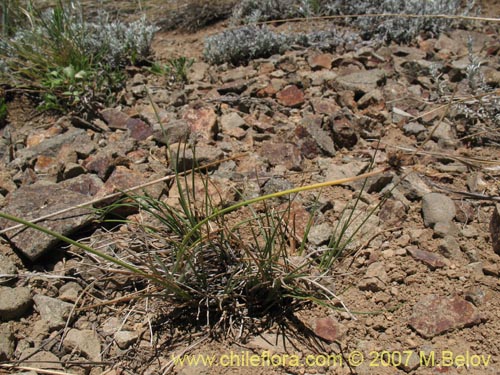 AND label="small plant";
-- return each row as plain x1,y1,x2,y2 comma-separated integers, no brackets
0,1,158,114
149,57,195,83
